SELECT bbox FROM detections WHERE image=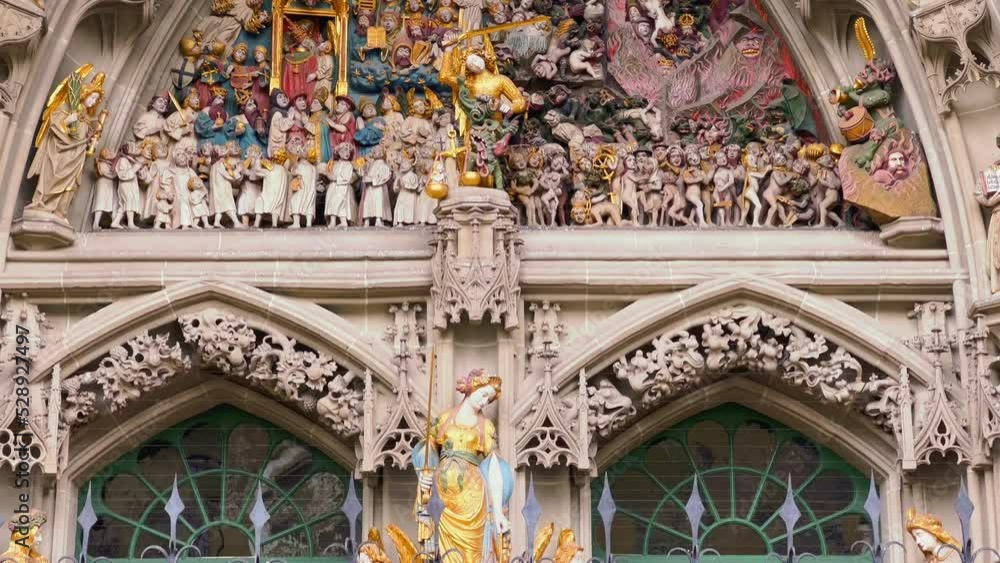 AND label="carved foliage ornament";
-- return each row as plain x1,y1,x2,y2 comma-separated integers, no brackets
59,309,365,439
585,306,904,442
